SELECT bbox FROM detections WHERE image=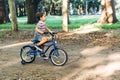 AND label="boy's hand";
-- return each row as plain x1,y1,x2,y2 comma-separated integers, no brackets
43,32,49,34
